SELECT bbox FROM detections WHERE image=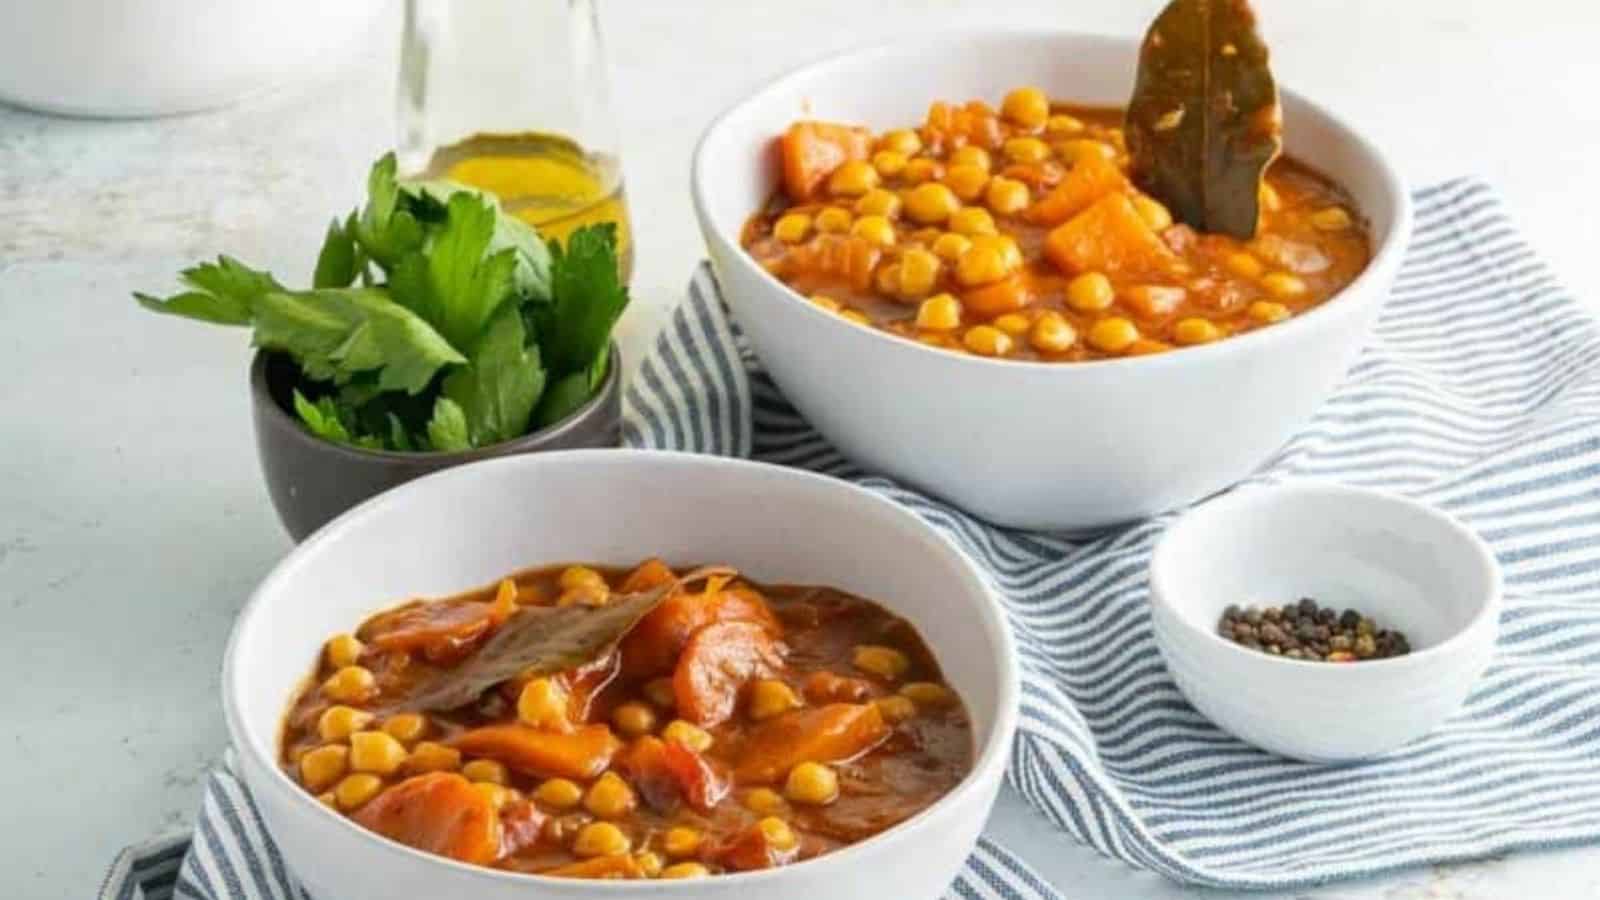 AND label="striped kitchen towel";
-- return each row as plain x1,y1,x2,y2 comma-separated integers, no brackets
103,179,1600,898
